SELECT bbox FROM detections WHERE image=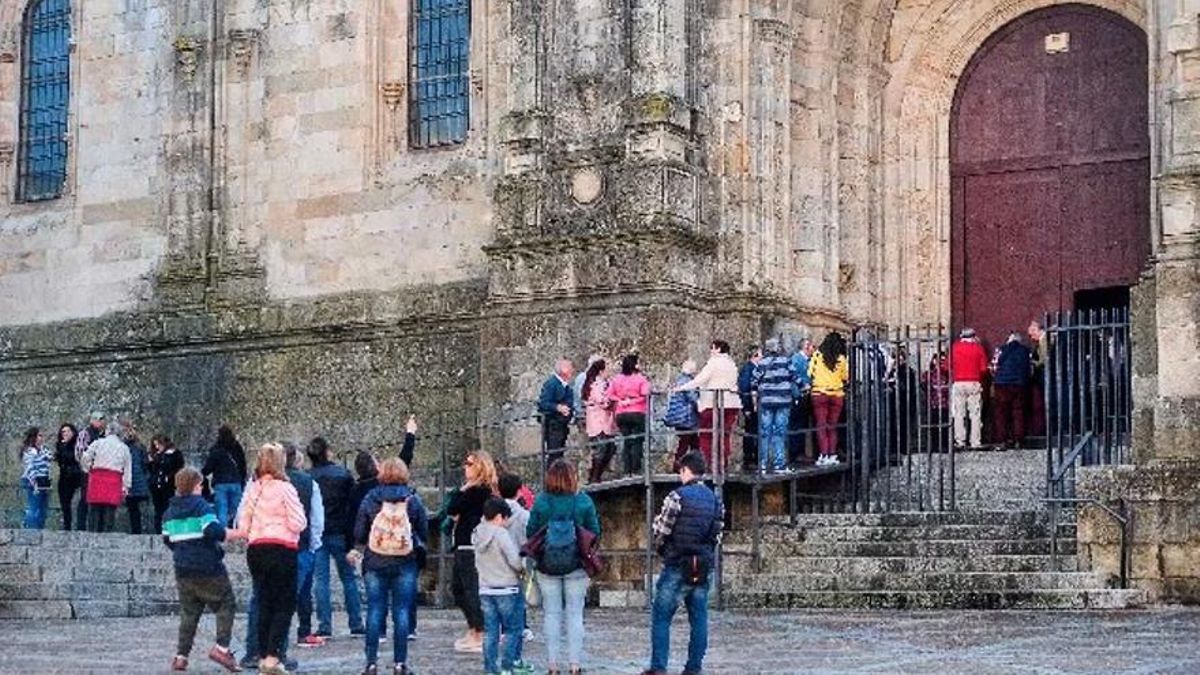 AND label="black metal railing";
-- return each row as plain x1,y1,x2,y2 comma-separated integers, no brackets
1043,308,1133,500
